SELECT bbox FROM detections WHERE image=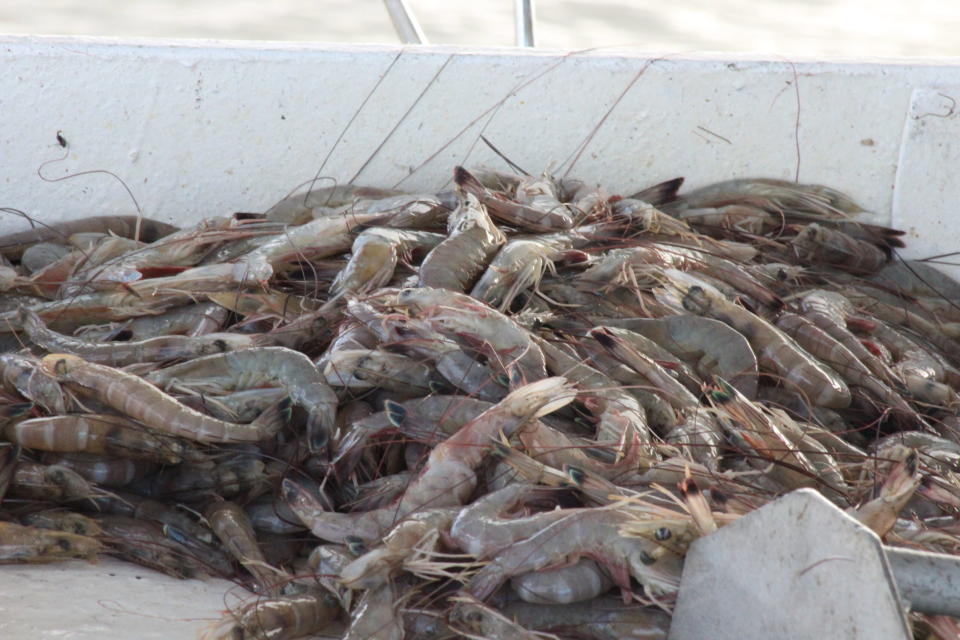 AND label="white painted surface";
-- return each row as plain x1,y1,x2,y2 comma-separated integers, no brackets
2,36,960,638
1,35,960,271
669,489,911,640
0,557,243,639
